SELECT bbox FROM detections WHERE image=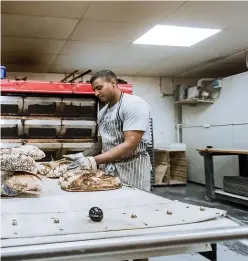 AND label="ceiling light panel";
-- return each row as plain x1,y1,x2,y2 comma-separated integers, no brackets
133,25,221,47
